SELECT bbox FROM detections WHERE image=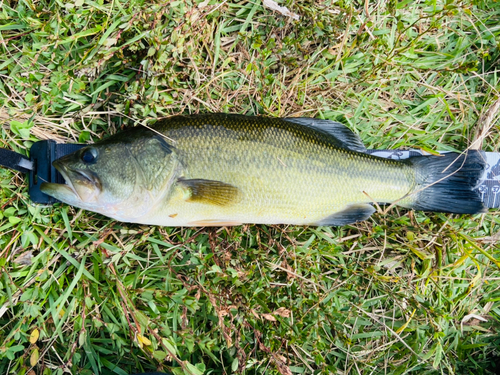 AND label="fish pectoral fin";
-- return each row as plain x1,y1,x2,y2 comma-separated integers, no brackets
178,178,241,206
315,204,375,226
